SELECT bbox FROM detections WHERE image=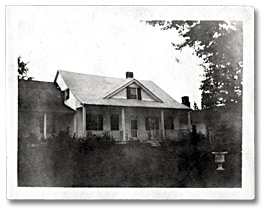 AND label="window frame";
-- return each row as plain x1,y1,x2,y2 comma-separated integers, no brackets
145,116,159,130
86,114,103,130
164,116,174,130
110,114,119,131
127,87,142,100
179,111,188,125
